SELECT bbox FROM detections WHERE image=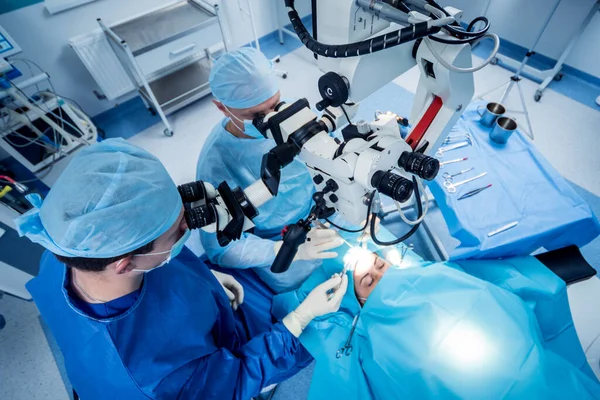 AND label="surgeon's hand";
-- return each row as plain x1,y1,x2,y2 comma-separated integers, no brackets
275,227,344,262
283,274,348,337
211,270,244,310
